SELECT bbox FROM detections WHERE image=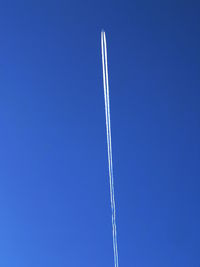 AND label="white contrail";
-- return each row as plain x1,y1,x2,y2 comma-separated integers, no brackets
101,30,119,267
